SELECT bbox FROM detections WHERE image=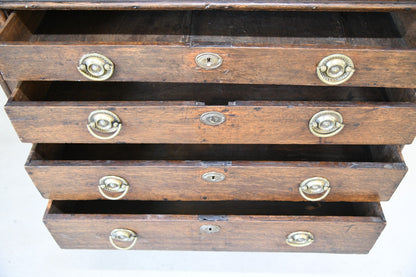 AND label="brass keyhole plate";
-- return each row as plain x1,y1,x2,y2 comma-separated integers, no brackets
200,111,226,126
195,53,223,69
202,172,226,182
